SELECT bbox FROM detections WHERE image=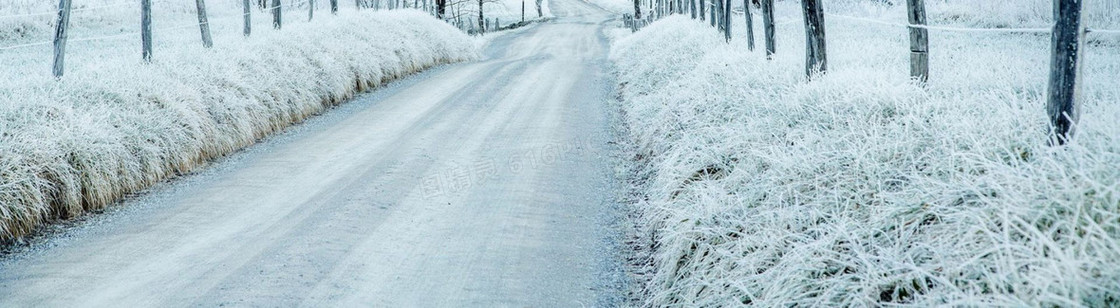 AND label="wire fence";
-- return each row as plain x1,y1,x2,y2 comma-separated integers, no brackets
0,2,136,20
0,1,302,52
1,0,541,54
624,0,1115,145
